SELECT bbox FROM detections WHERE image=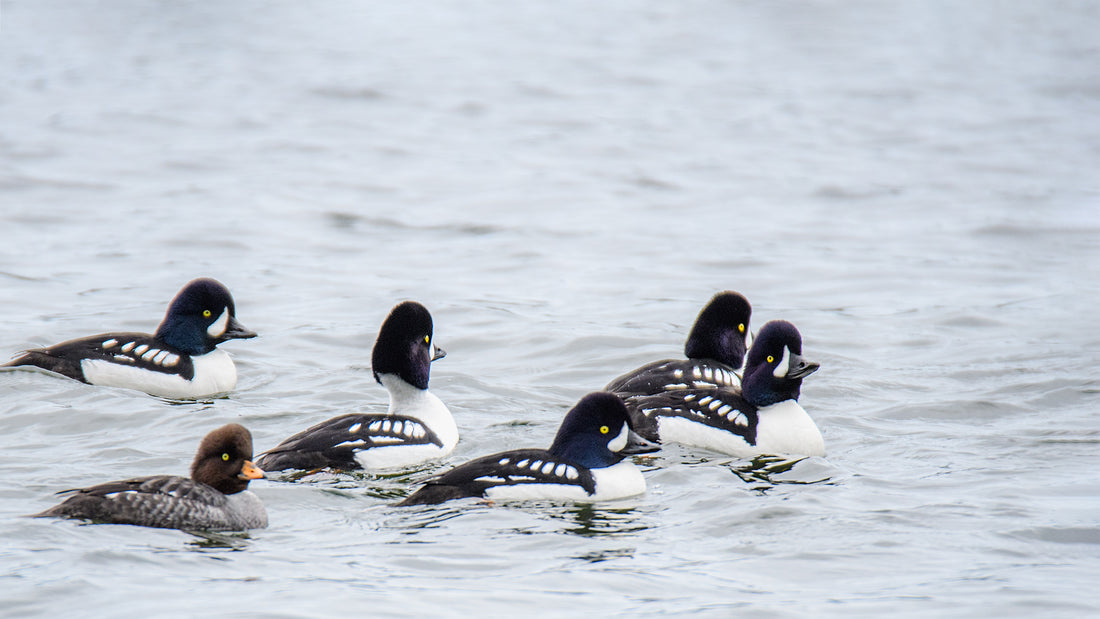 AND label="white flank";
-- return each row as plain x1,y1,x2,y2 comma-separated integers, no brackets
81,349,237,399
657,399,824,458
483,460,645,502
